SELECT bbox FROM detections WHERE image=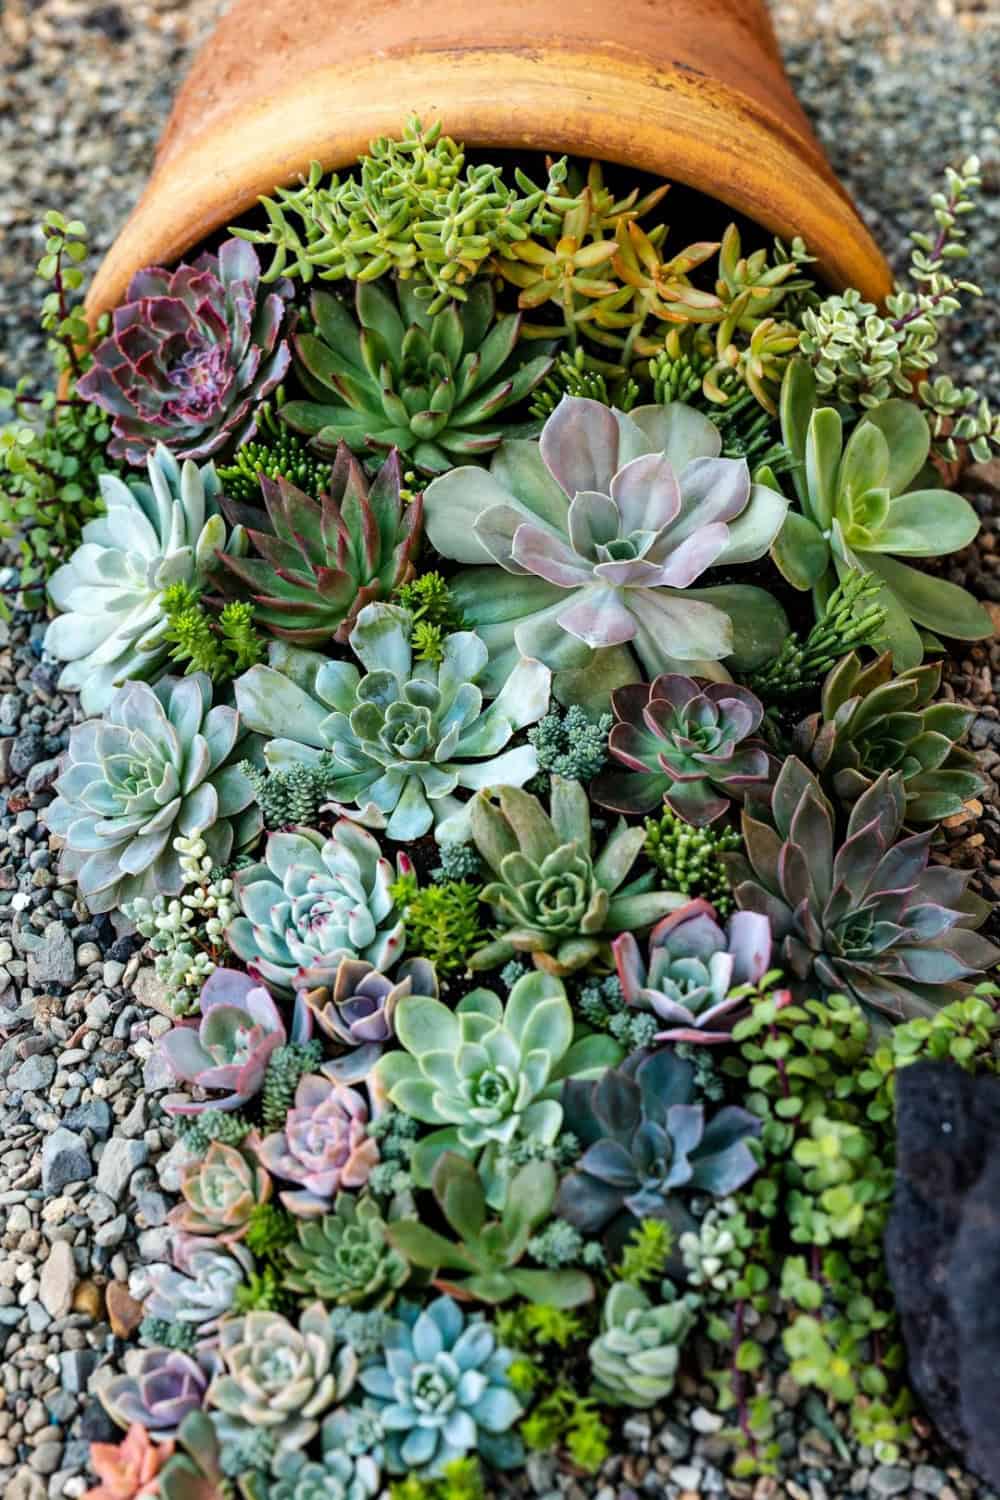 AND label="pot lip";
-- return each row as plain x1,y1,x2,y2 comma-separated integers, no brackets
86,45,893,319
